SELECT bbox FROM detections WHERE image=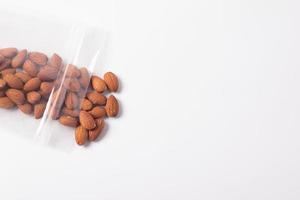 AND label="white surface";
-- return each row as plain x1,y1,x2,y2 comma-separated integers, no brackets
0,0,300,199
